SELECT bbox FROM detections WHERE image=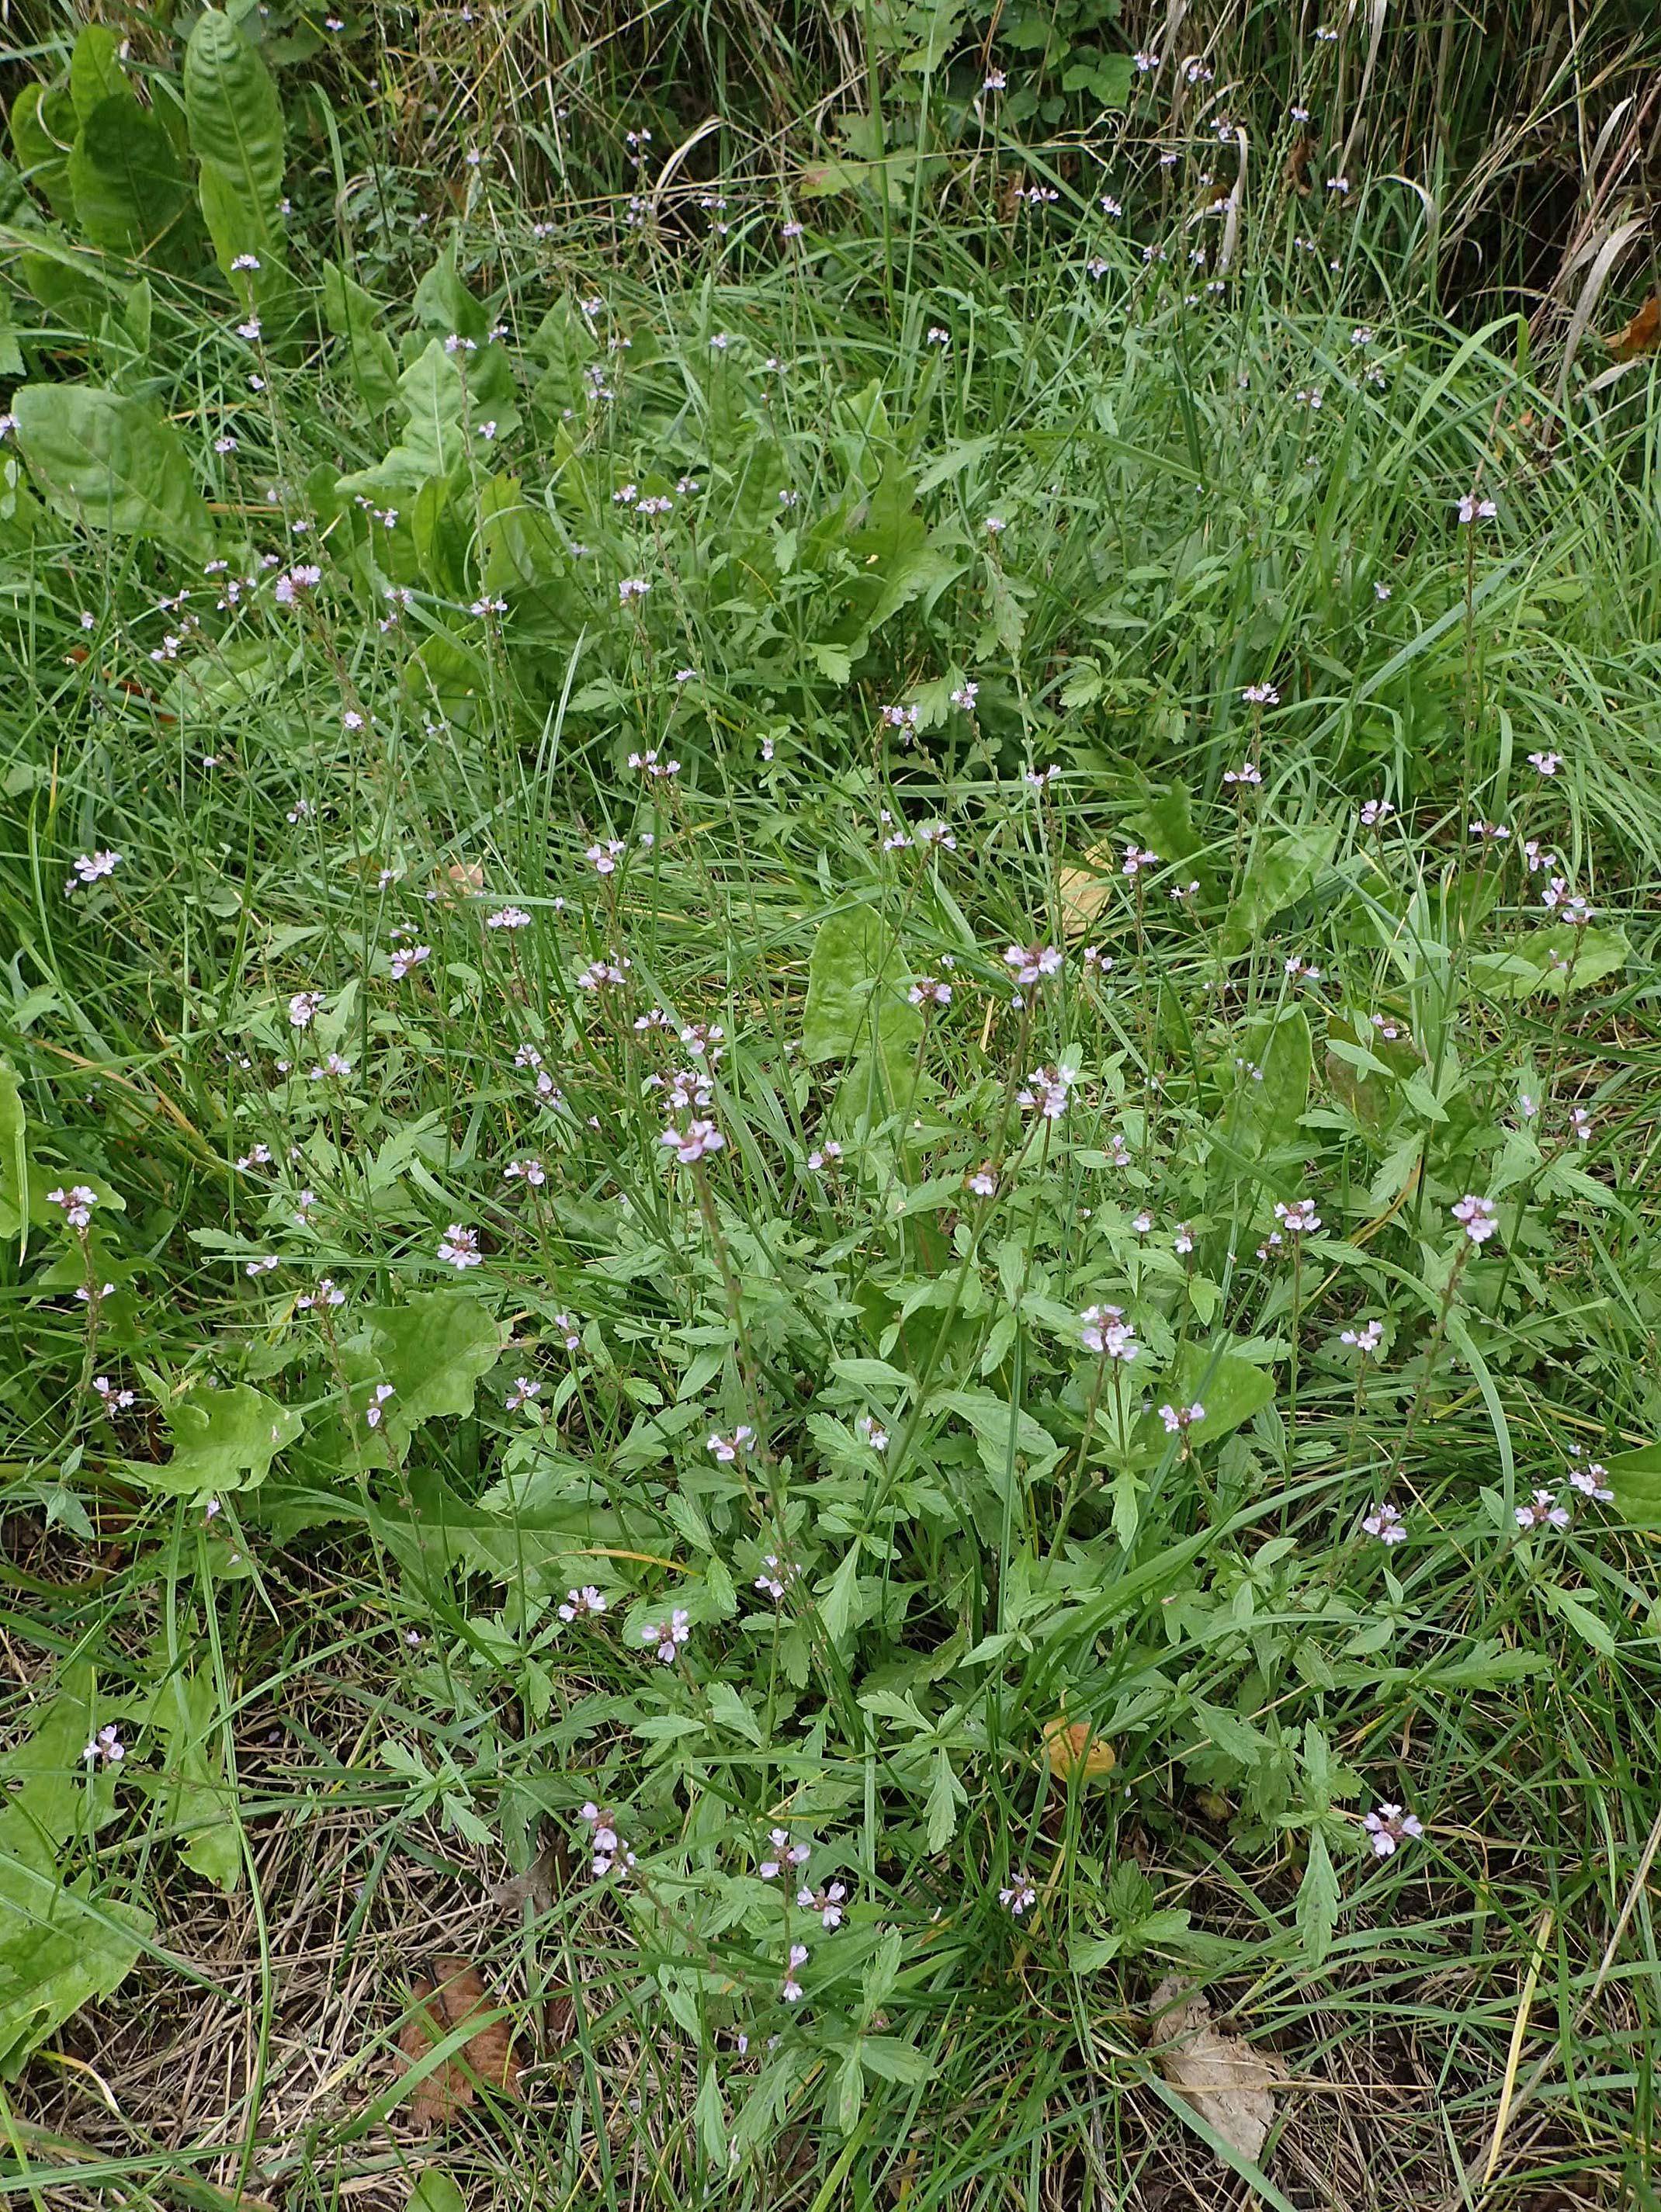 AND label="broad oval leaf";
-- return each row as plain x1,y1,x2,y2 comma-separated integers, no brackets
68,96,196,267
13,383,213,558
147,1382,303,1495
183,8,285,203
